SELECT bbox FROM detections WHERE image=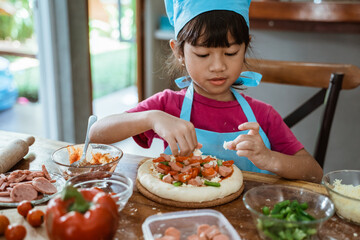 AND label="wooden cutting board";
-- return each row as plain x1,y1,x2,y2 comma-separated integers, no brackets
0,205,48,240
242,171,328,195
